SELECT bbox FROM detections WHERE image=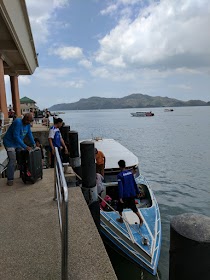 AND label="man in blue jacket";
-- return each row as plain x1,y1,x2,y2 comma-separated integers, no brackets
117,159,143,226
3,113,35,186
